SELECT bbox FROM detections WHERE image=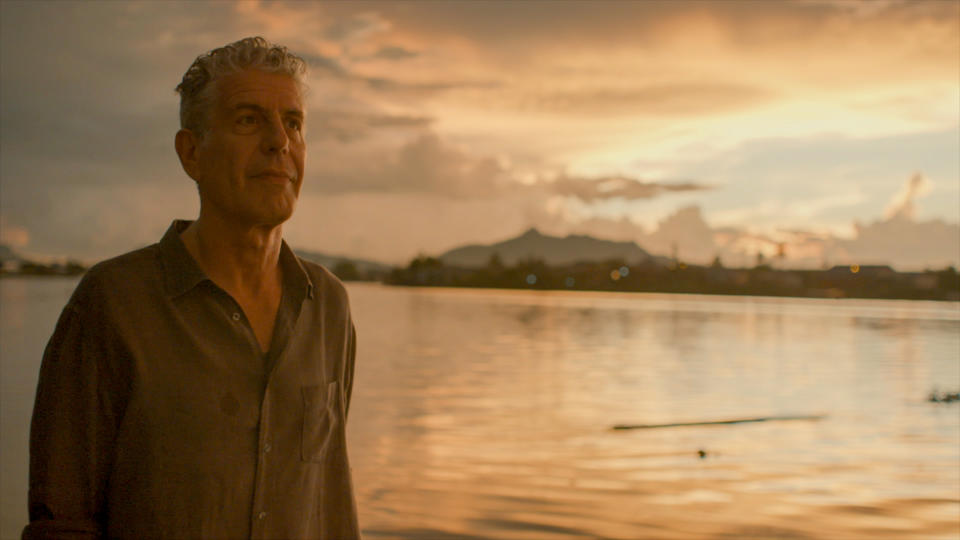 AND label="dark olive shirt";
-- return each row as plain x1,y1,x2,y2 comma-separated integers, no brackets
24,220,360,539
